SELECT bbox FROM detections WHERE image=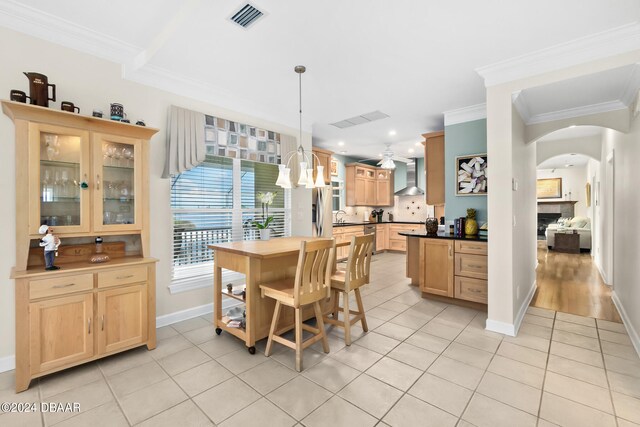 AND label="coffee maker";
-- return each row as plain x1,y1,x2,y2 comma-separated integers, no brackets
23,72,56,107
